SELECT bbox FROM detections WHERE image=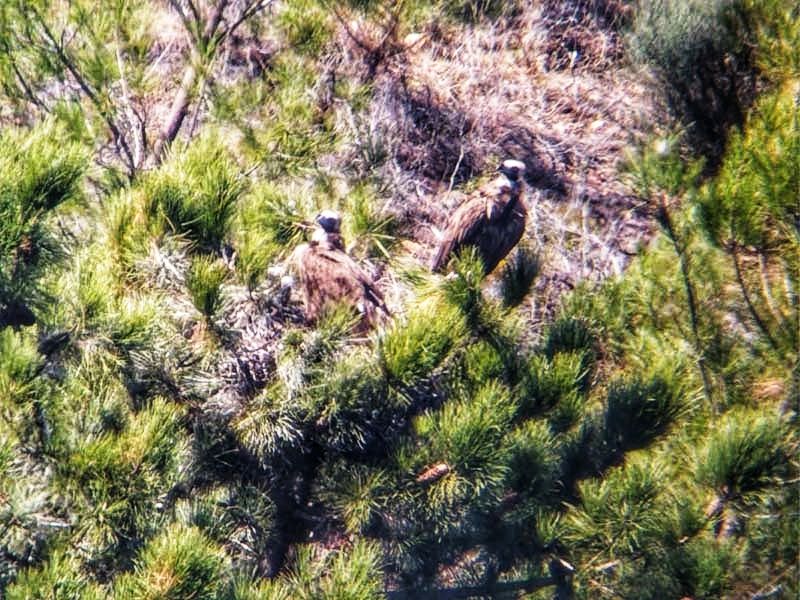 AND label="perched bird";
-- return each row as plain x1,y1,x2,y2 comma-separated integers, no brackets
290,211,388,329
431,159,527,275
